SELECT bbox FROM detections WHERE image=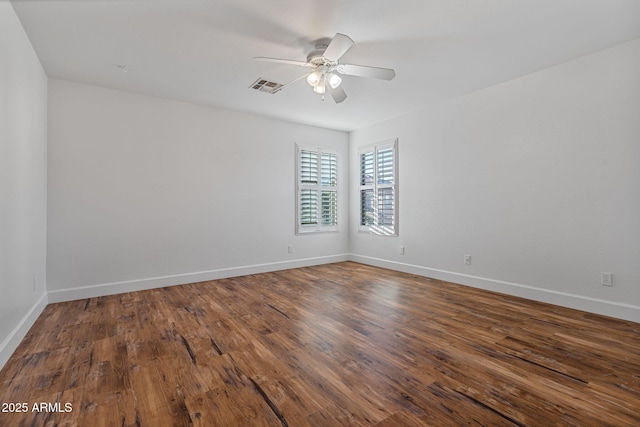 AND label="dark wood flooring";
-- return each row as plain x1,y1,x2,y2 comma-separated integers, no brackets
1,262,639,426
